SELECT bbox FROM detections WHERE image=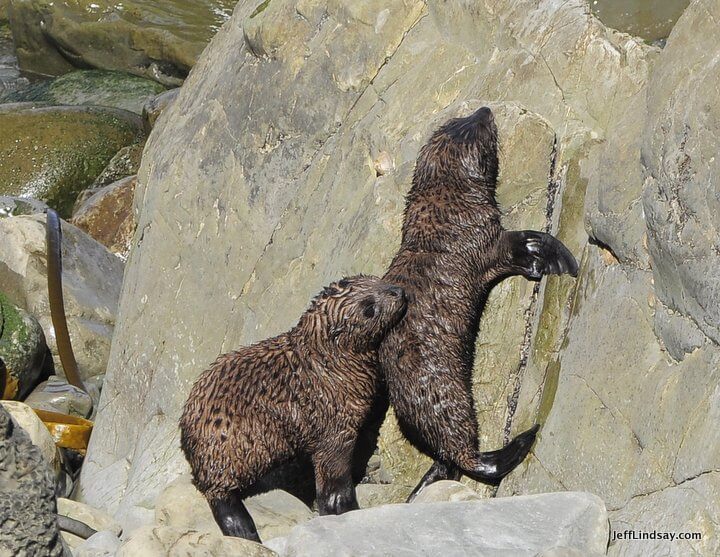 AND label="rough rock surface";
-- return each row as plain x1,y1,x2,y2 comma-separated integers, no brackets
8,0,237,85
266,492,609,557
79,0,648,522
71,176,137,260
0,404,63,556
500,3,720,557
115,525,276,557
78,0,719,555
0,214,123,381
0,400,60,475
0,103,144,217
0,292,48,399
